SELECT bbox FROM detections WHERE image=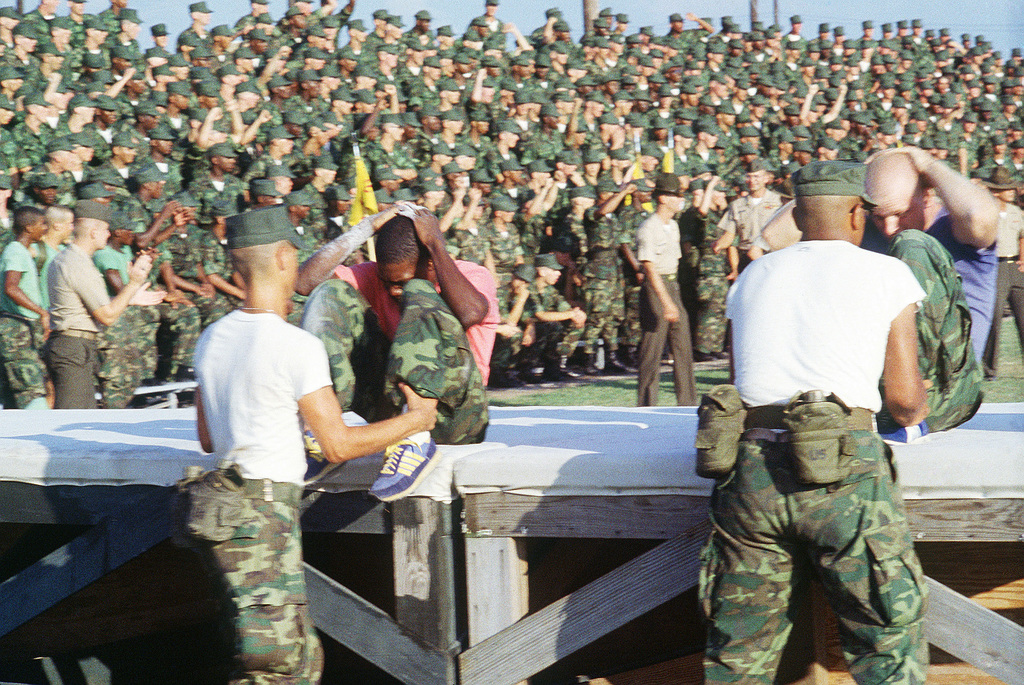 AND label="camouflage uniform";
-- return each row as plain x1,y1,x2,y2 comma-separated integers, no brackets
878,229,983,433
701,431,928,684
198,491,324,685
0,315,47,408
617,204,650,348
692,209,730,355
529,279,583,360
384,279,488,445
301,278,488,445
580,207,624,355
